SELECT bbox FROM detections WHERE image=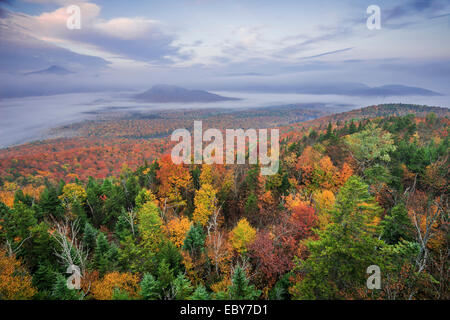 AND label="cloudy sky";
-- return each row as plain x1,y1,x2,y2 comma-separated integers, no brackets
0,0,450,98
